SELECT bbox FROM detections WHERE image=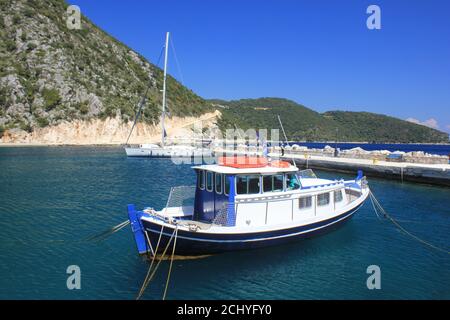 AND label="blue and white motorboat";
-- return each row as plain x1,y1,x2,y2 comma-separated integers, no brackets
127,157,370,256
